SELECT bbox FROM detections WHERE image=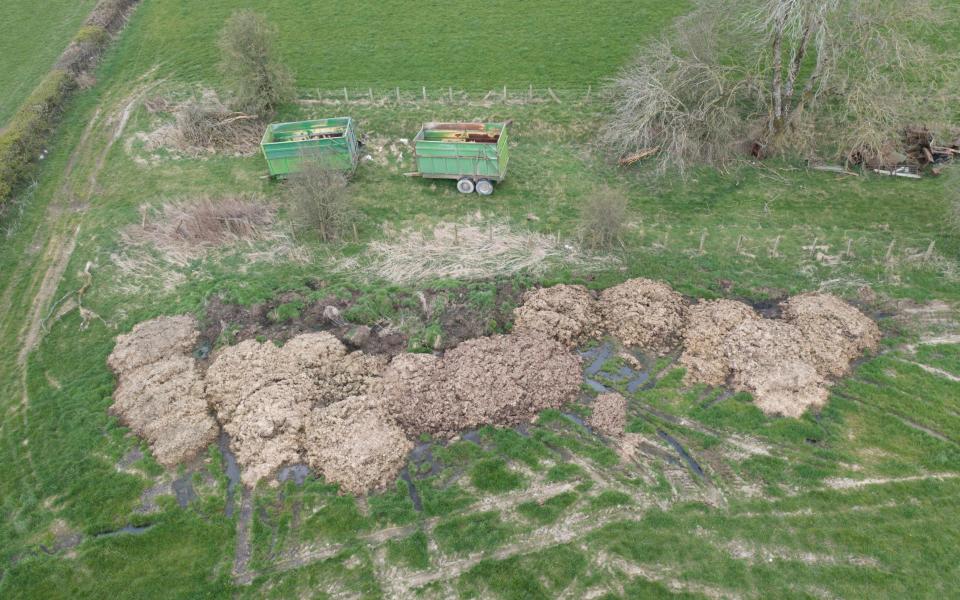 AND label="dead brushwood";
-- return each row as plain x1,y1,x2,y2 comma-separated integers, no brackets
175,98,260,153
113,196,307,292
285,159,357,243
578,186,629,250
132,196,274,254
